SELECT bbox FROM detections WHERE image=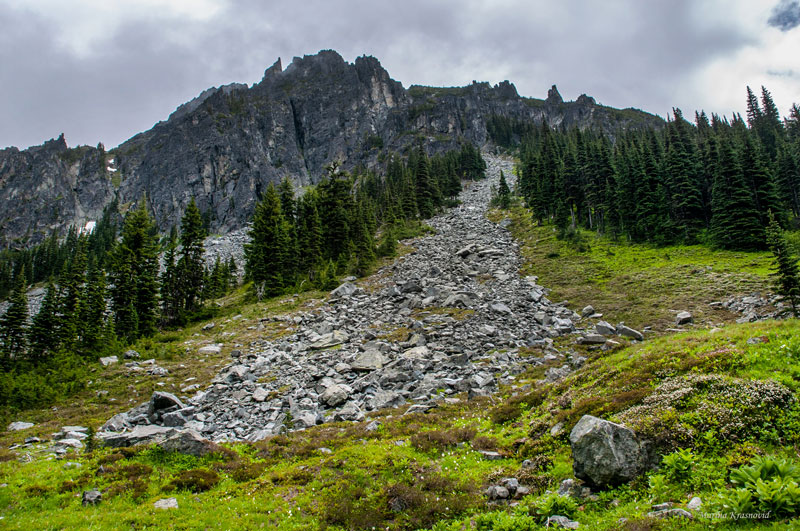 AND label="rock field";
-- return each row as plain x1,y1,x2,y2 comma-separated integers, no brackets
99,154,592,444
